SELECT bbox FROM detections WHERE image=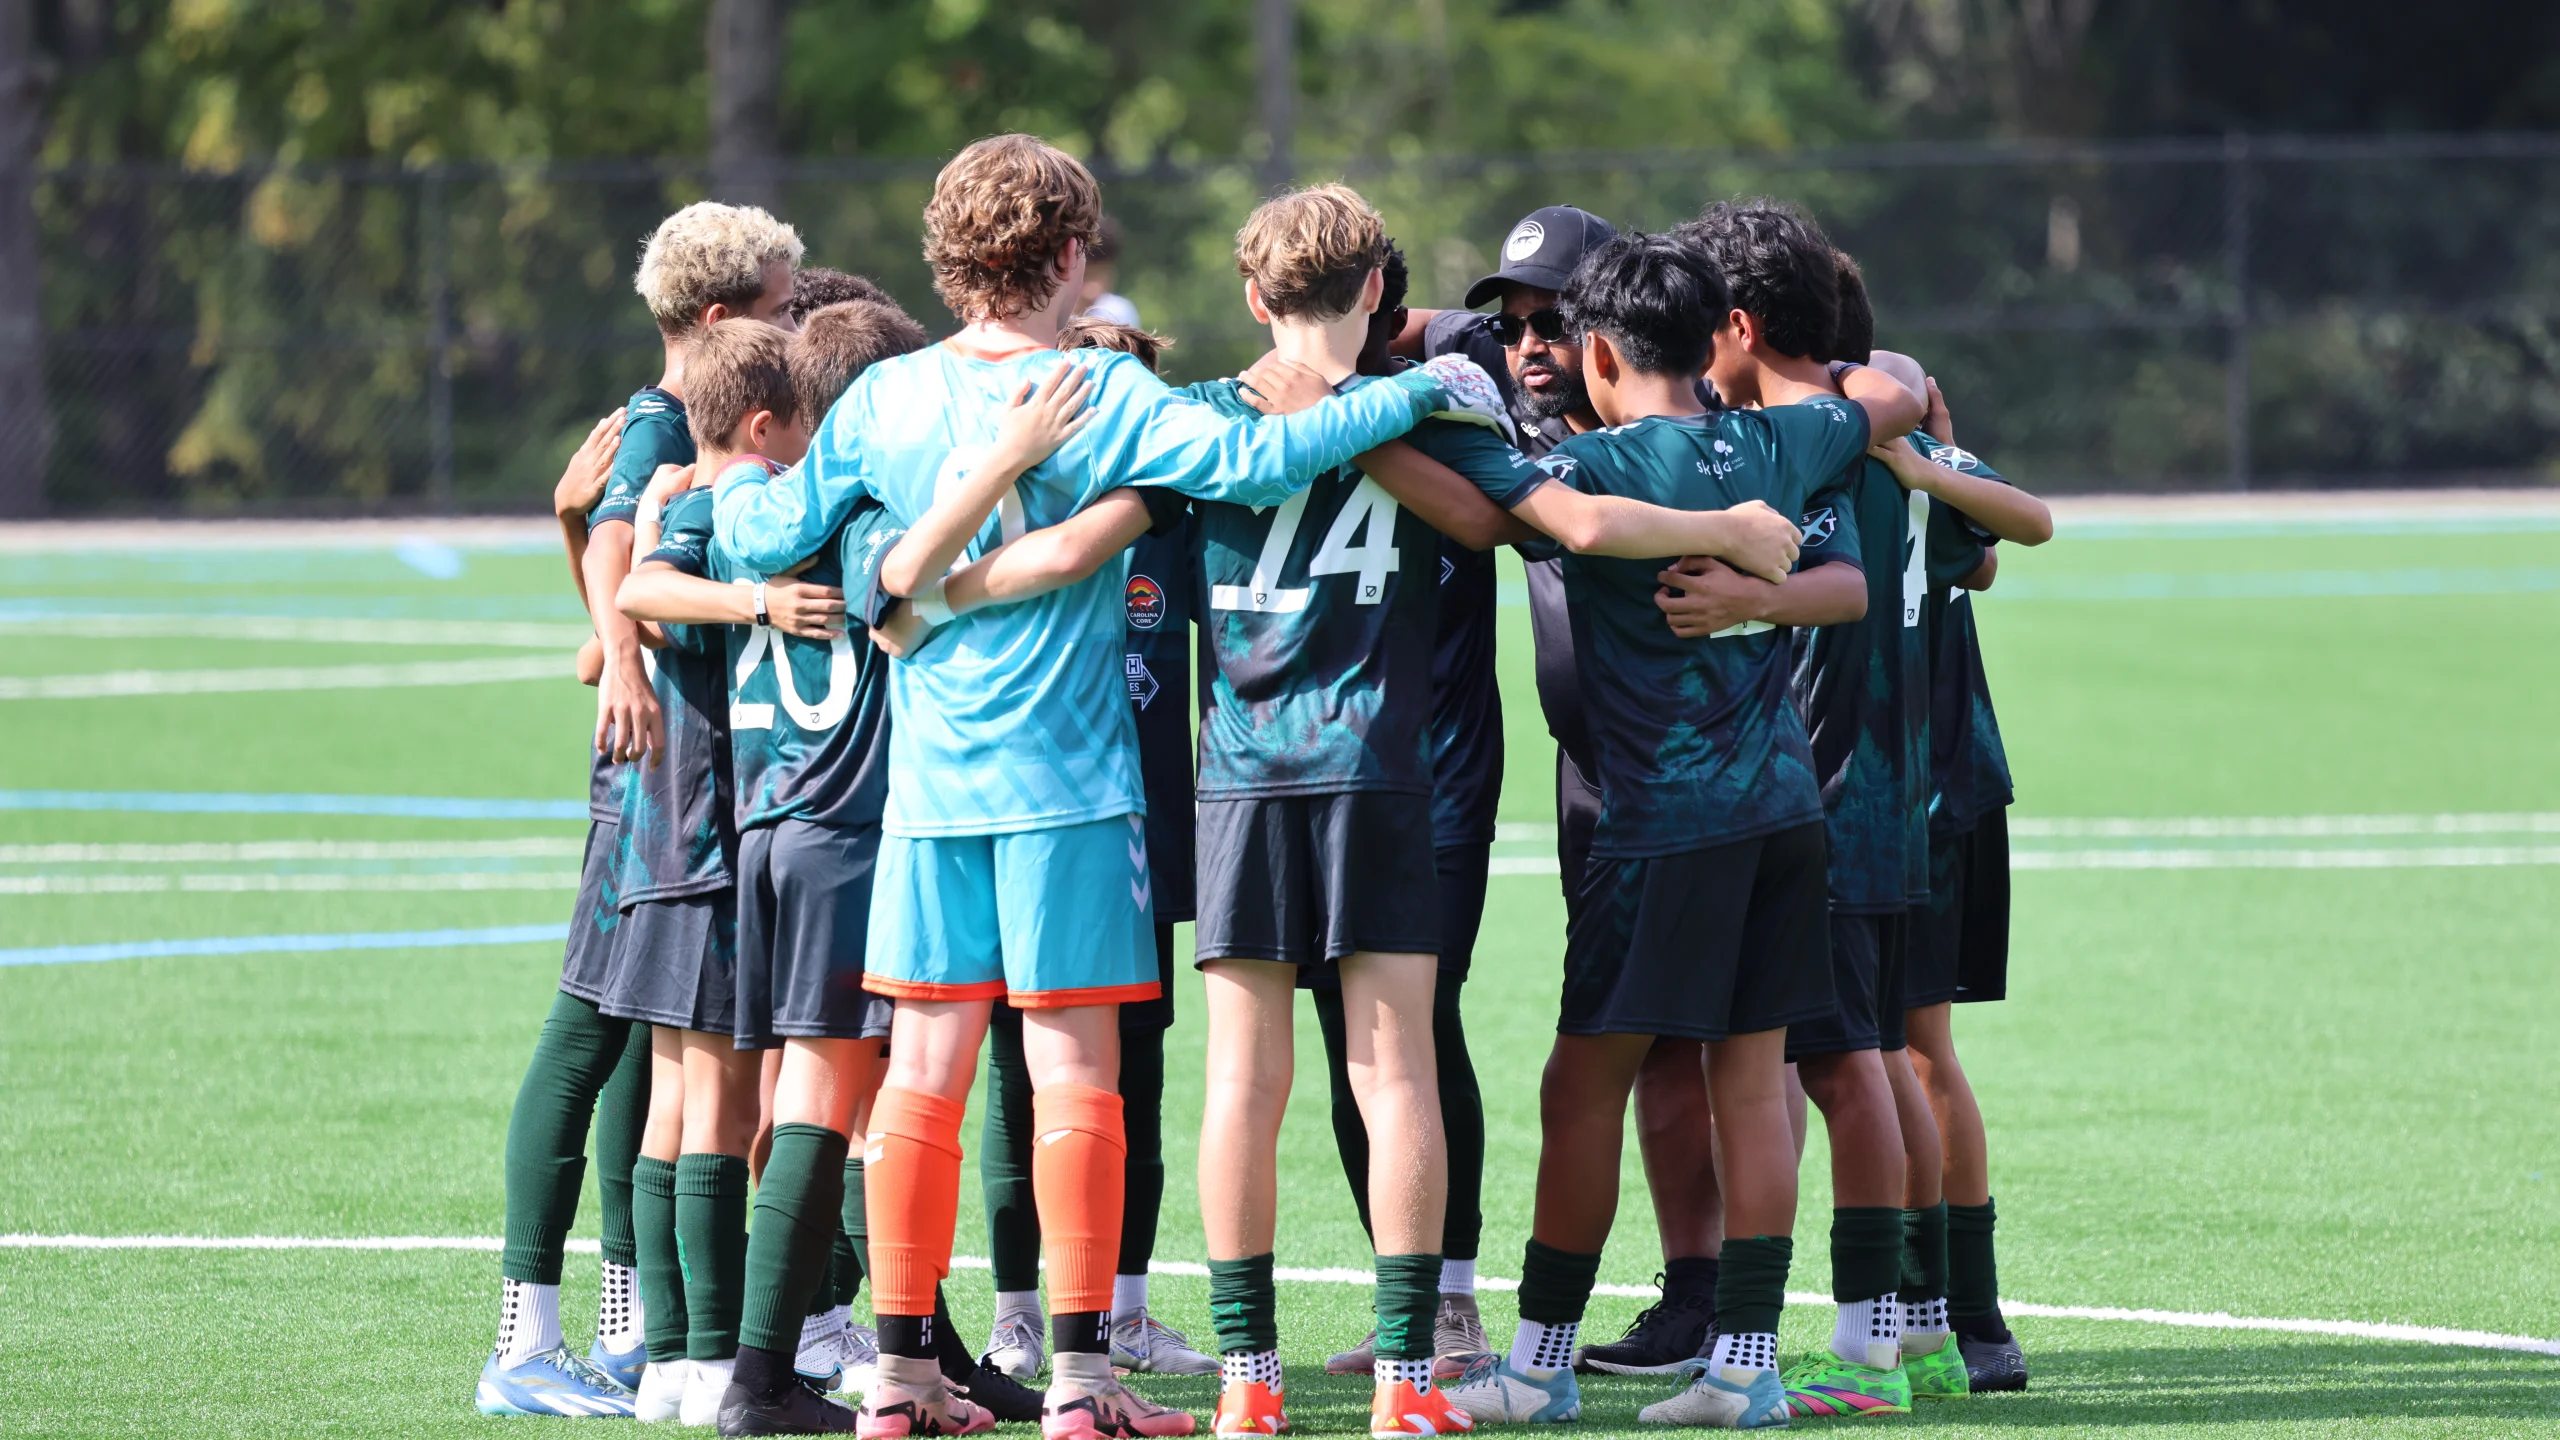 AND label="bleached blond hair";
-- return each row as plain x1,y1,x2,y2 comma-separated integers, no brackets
634,201,806,337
